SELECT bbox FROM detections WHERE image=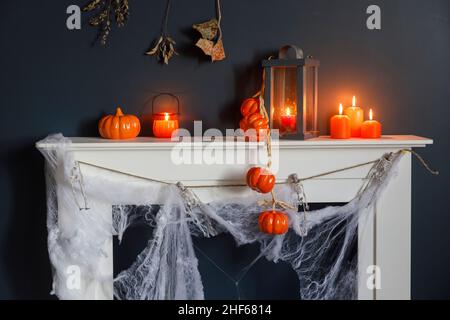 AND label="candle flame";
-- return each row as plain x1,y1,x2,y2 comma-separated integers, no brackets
286,107,291,116
339,103,343,115
352,96,356,107
369,109,373,120
164,112,169,121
